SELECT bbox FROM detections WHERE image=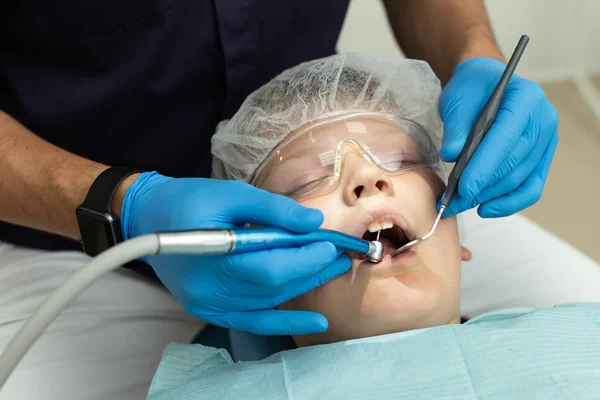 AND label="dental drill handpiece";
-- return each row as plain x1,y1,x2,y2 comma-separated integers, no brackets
156,228,384,263
390,35,529,257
